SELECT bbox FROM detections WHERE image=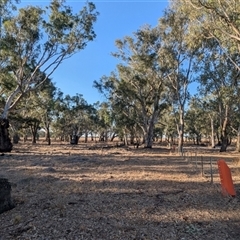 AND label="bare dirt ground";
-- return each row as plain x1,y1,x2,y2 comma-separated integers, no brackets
0,141,240,240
